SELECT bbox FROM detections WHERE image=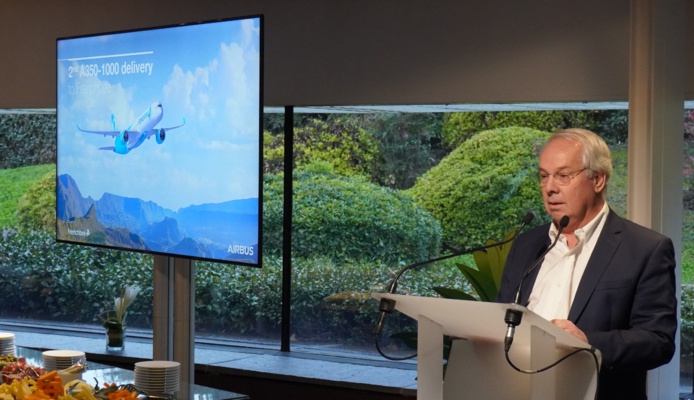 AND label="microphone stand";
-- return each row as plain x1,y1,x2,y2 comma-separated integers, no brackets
374,212,535,359
503,215,569,352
